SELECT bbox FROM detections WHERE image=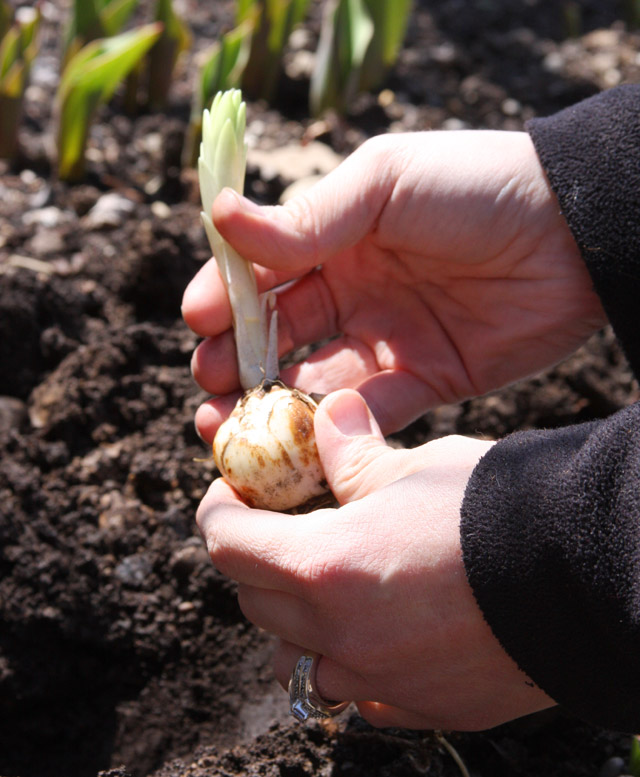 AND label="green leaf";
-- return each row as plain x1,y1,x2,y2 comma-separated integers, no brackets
238,0,310,101
0,6,40,157
57,22,162,180
19,9,41,66
101,0,139,37
0,24,20,81
202,22,252,107
72,0,103,41
236,0,255,22
0,0,13,40
145,0,191,109
309,0,374,116
182,21,253,167
359,0,412,91
63,0,138,67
